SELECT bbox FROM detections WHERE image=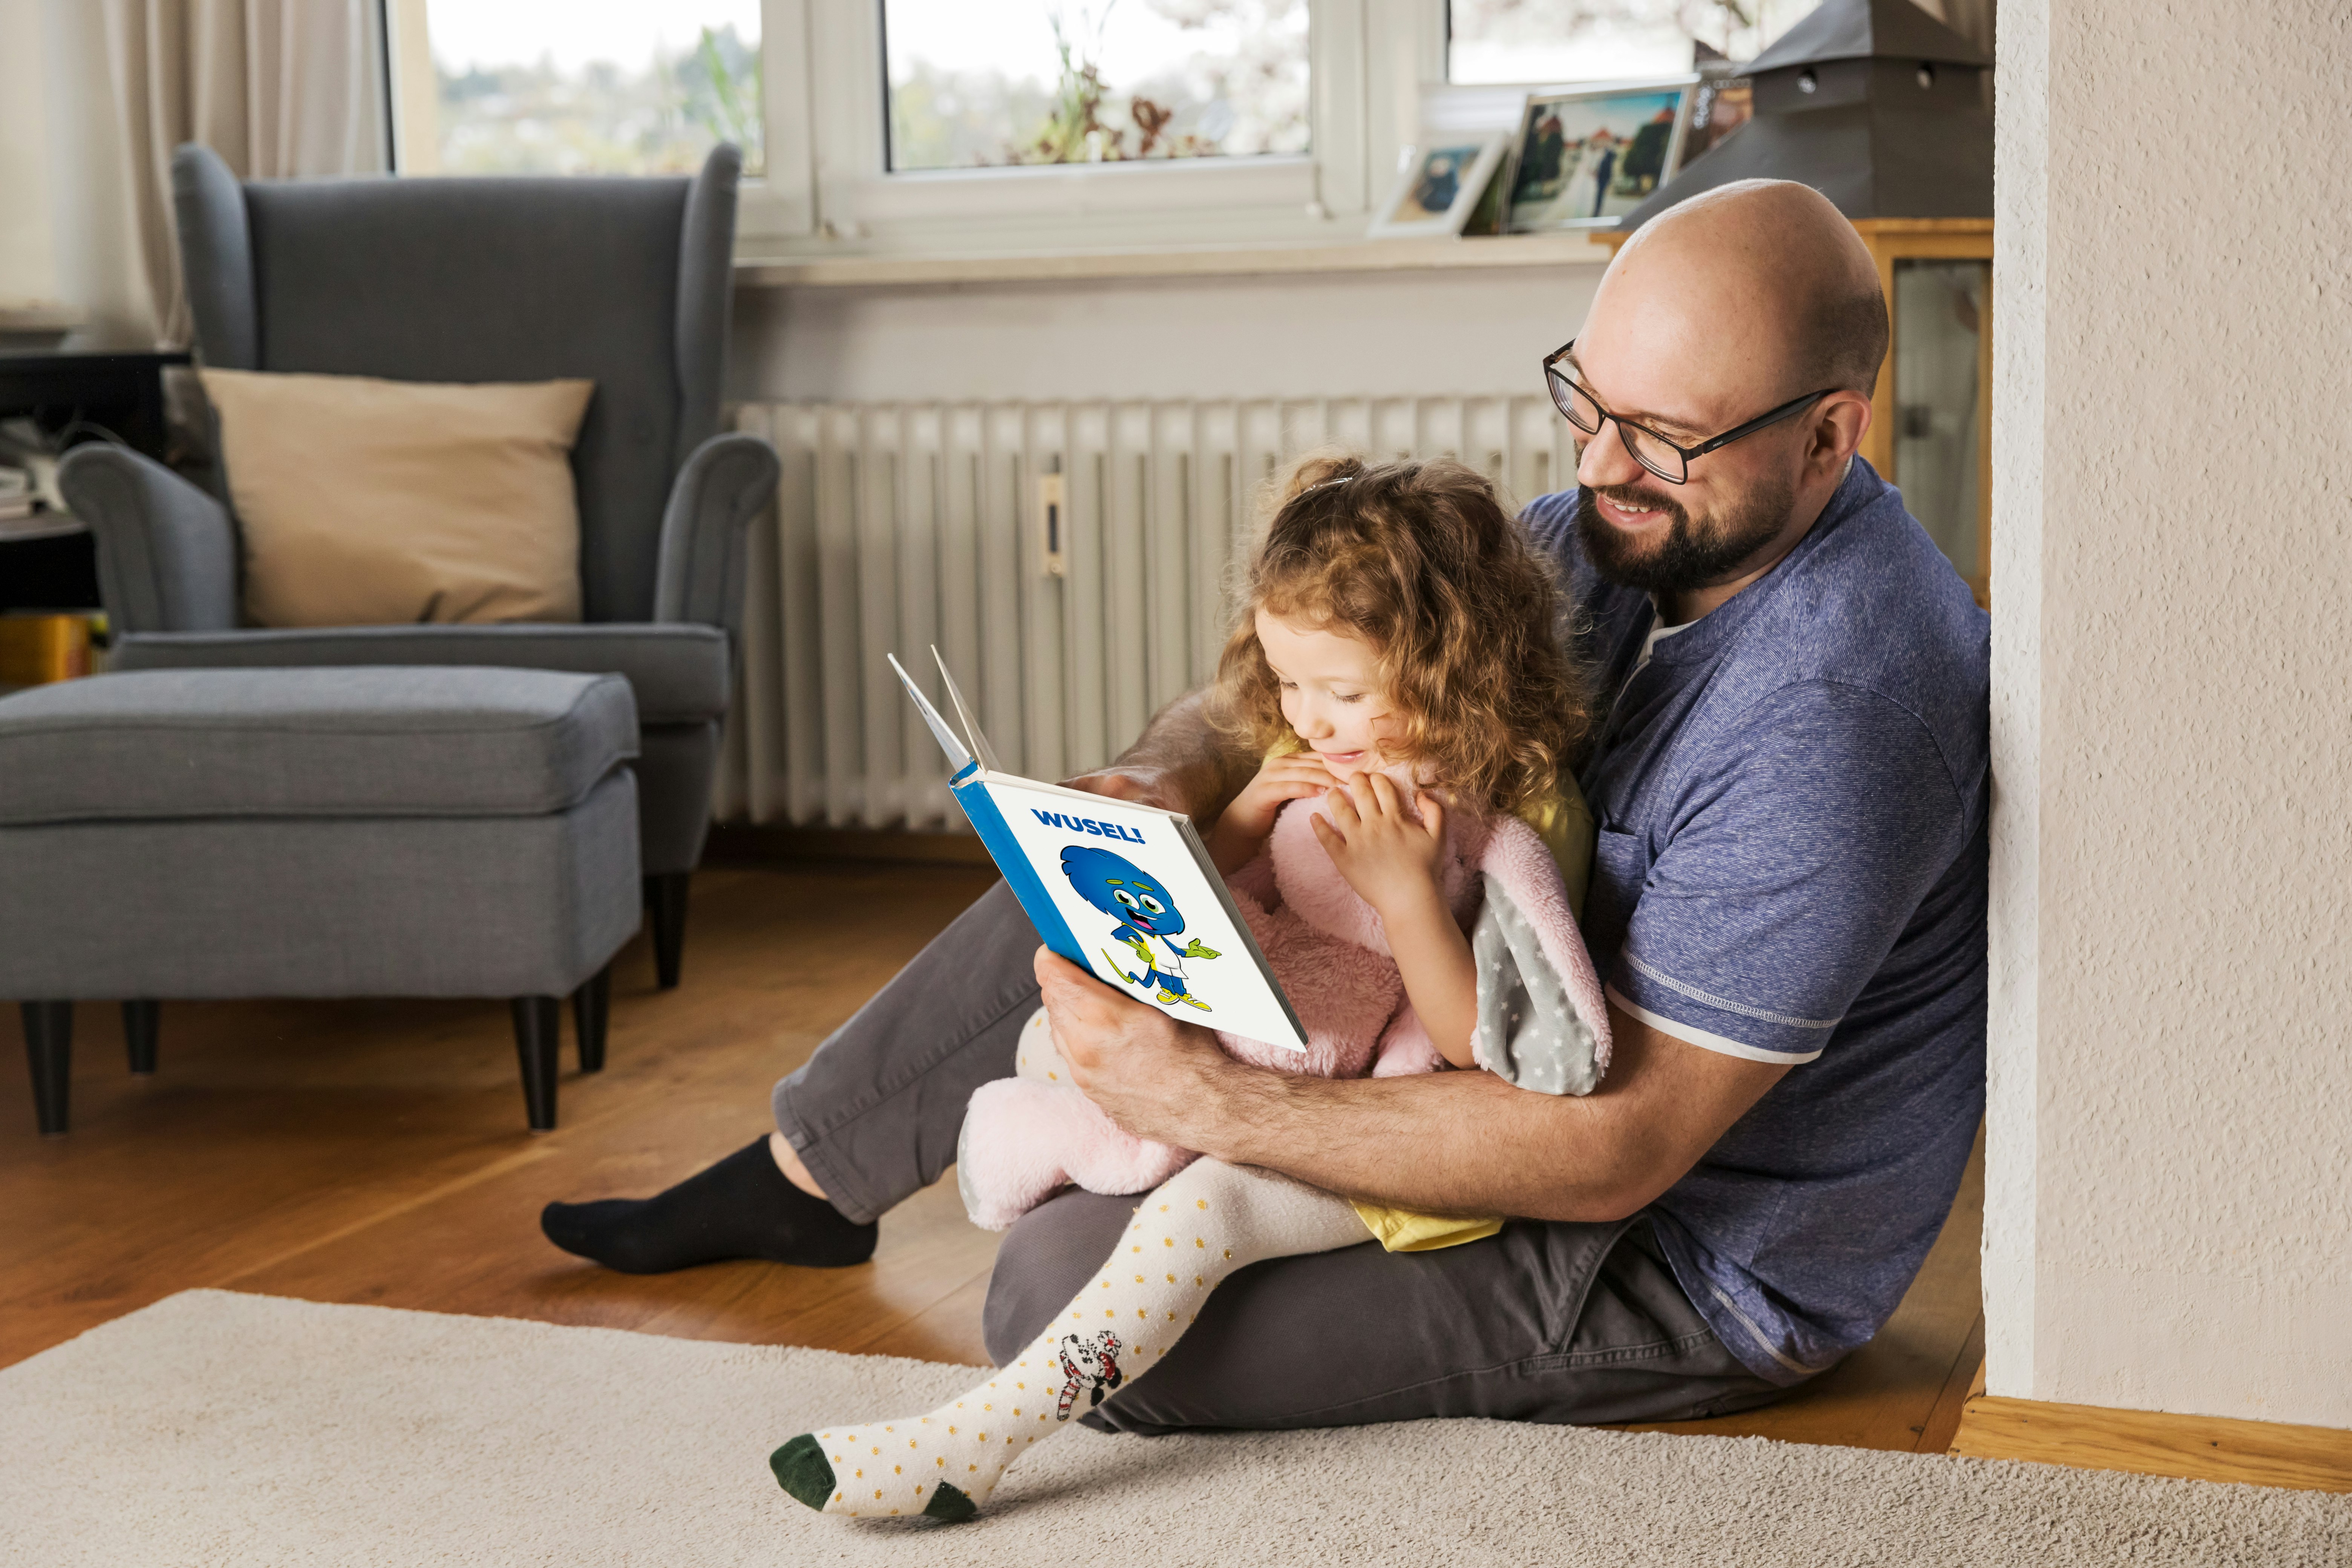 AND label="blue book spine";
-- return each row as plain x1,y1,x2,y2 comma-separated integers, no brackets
950,769,1087,969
